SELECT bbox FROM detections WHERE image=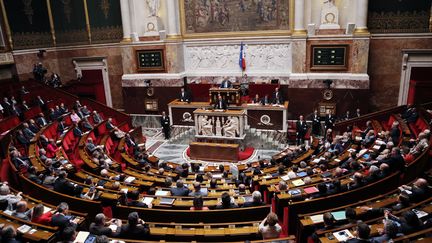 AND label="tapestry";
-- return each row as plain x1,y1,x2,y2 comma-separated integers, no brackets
183,0,290,34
